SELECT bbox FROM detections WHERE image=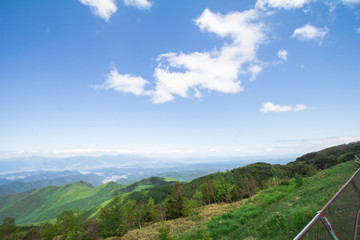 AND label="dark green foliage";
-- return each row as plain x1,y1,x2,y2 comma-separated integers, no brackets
56,210,80,235
98,194,124,238
165,182,189,220
0,217,18,239
200,181,216,204
82,219,100,240
1,217,17,235
122,199,144,228
22,228,41,240
199,173,240,204
144,197,156,222
120,177,176,193
123,184,174,204
295,142,360,170
41,222,60,240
